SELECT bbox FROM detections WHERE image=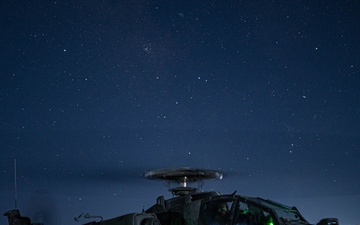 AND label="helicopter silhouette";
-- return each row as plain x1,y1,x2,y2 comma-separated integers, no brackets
3,167,338,225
